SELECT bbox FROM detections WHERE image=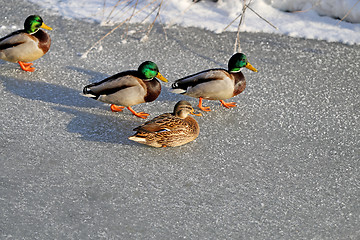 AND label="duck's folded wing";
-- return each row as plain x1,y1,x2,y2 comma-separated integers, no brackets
134,114,187,133
133,122,166,133
171,69,229,90
0,31,28,50
84,72,139,96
